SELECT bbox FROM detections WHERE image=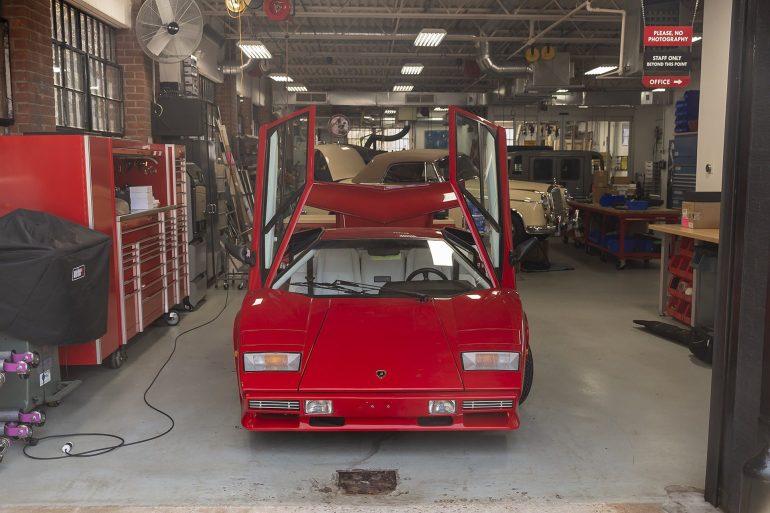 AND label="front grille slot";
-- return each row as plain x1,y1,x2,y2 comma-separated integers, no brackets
248,400,300,411
550,188,566,217
309,417,345,427
417,416,453,427
462,400,514,410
